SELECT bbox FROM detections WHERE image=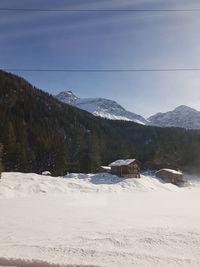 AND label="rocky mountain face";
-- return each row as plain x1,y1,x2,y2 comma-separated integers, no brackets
56,91,149,125
148,105,200,130
56,91,78,104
